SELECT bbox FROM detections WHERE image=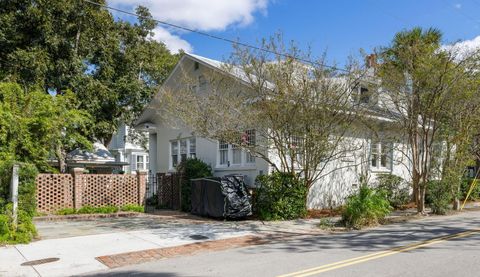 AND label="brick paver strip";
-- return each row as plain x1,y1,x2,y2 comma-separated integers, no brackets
96,234,284,268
